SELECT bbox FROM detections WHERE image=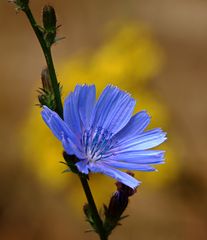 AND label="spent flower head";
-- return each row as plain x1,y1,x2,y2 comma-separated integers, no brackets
42,85,167,189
